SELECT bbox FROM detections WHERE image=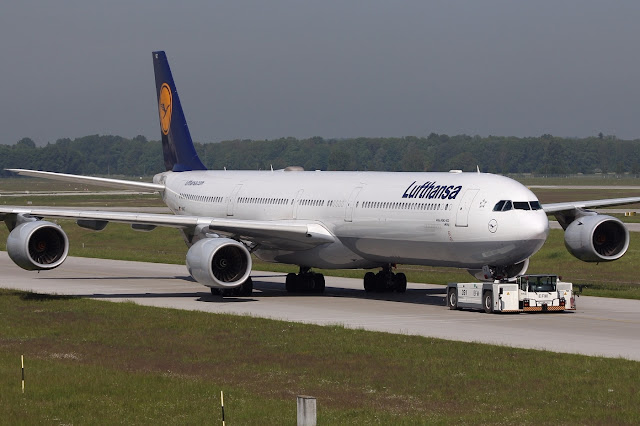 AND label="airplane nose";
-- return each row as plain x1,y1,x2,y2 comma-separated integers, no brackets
524,211,550,240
